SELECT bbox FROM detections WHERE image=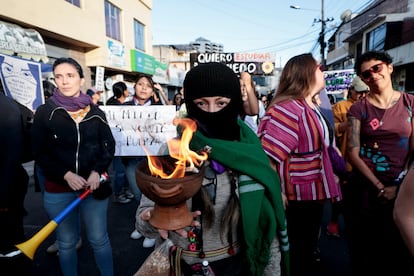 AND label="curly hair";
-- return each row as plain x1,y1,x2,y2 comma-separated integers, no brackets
354,51,393,75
